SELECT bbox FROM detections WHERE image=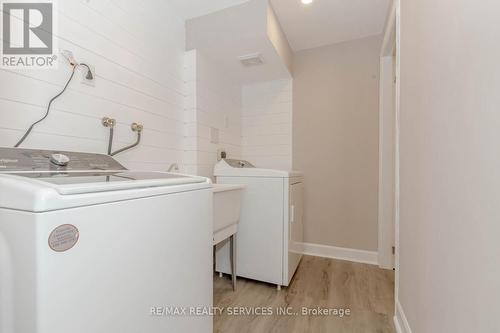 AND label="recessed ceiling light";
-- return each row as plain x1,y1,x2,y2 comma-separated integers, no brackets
301,0,313,4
